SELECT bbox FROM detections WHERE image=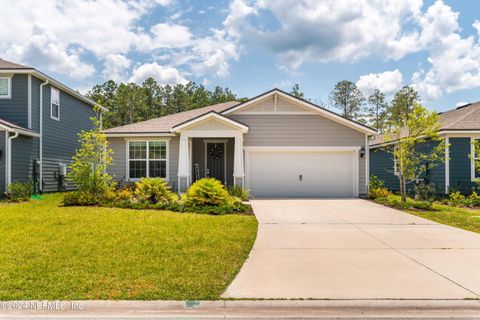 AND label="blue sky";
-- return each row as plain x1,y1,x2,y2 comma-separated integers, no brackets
1,0,480,112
